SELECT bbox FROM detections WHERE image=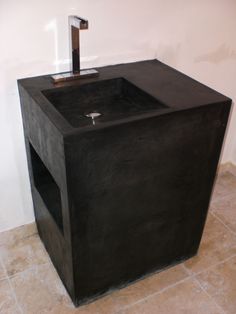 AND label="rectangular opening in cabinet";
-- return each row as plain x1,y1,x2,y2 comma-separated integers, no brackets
29,143,63,233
